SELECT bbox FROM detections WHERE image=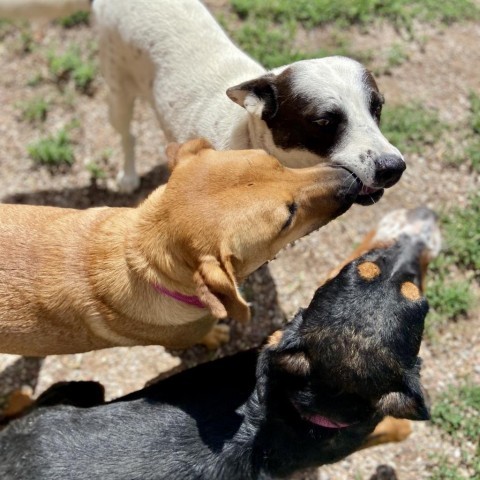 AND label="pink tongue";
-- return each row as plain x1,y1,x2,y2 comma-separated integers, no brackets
305,414,352,429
